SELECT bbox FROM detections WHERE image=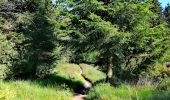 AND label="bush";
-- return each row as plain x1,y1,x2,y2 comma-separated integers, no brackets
53,63,85,84
0,33,18,79
158,78,170,91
